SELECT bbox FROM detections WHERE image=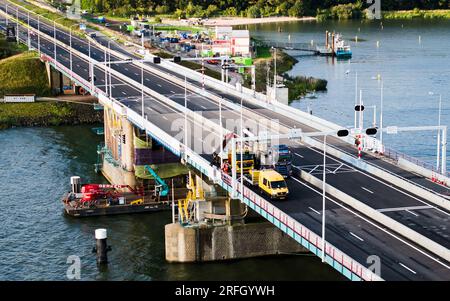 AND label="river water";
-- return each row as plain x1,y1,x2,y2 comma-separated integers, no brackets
0,126,341,280
1,19,448,280
247,19,450,170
